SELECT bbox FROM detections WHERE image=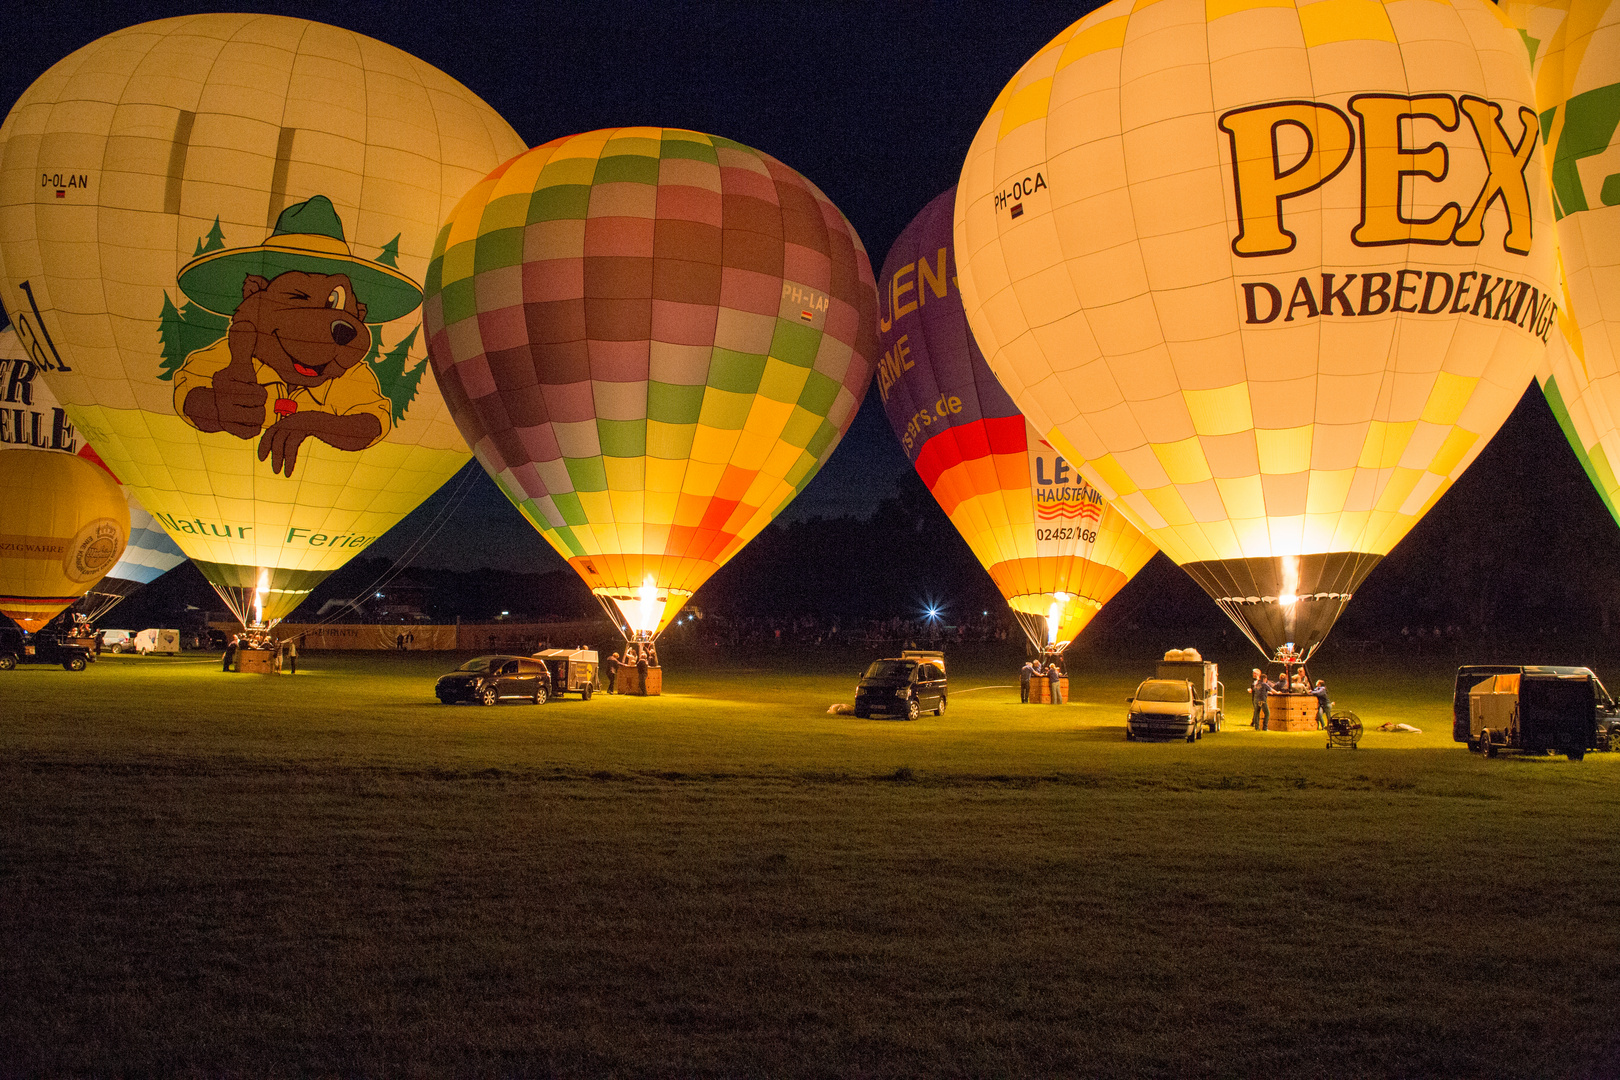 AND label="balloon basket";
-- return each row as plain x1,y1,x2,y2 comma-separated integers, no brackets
233,648,277,674
616,664,662,696
1264,693,1320,731
1030,677,1068,704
